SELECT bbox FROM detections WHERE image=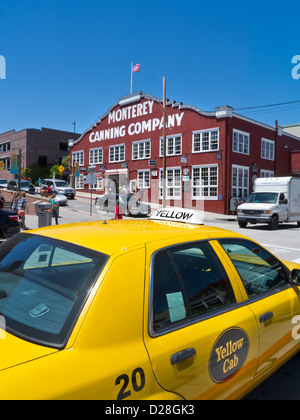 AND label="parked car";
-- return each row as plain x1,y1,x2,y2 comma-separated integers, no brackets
95,193,151,216
0,209,21,238
0,178,8,188
54,193,68,206
7,180,35,194
40,179,75,199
